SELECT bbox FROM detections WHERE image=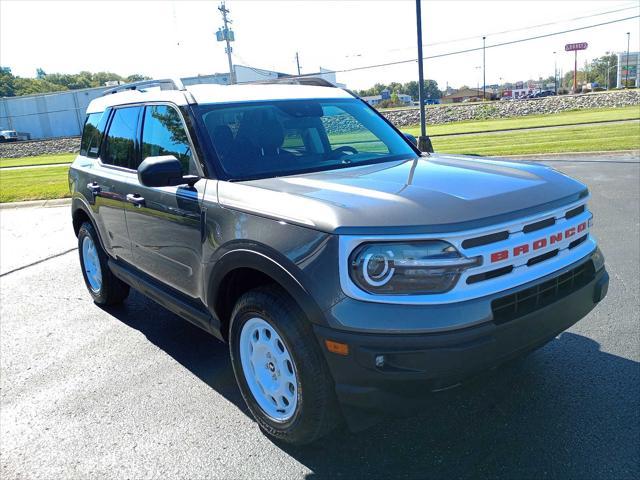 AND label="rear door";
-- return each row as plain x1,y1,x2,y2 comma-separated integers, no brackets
90,106,143,262
124,104,205,299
